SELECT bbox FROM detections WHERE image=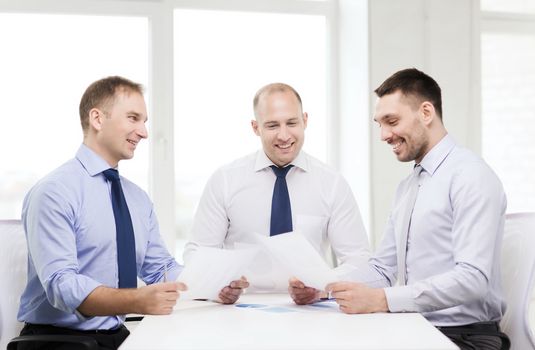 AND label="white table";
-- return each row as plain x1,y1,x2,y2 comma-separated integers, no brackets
120,294,458,350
